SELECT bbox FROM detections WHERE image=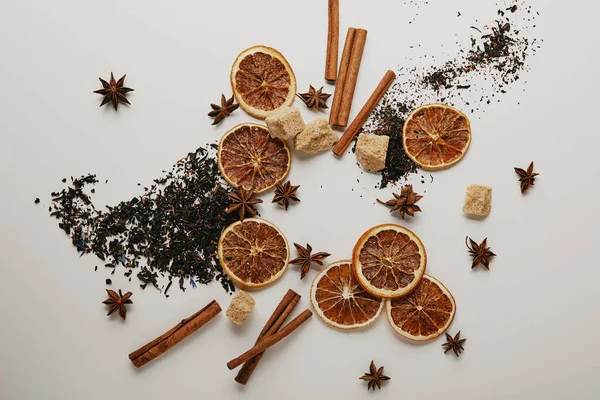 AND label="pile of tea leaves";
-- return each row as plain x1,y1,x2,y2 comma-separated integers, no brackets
360,1,541,188
46,144,237,294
